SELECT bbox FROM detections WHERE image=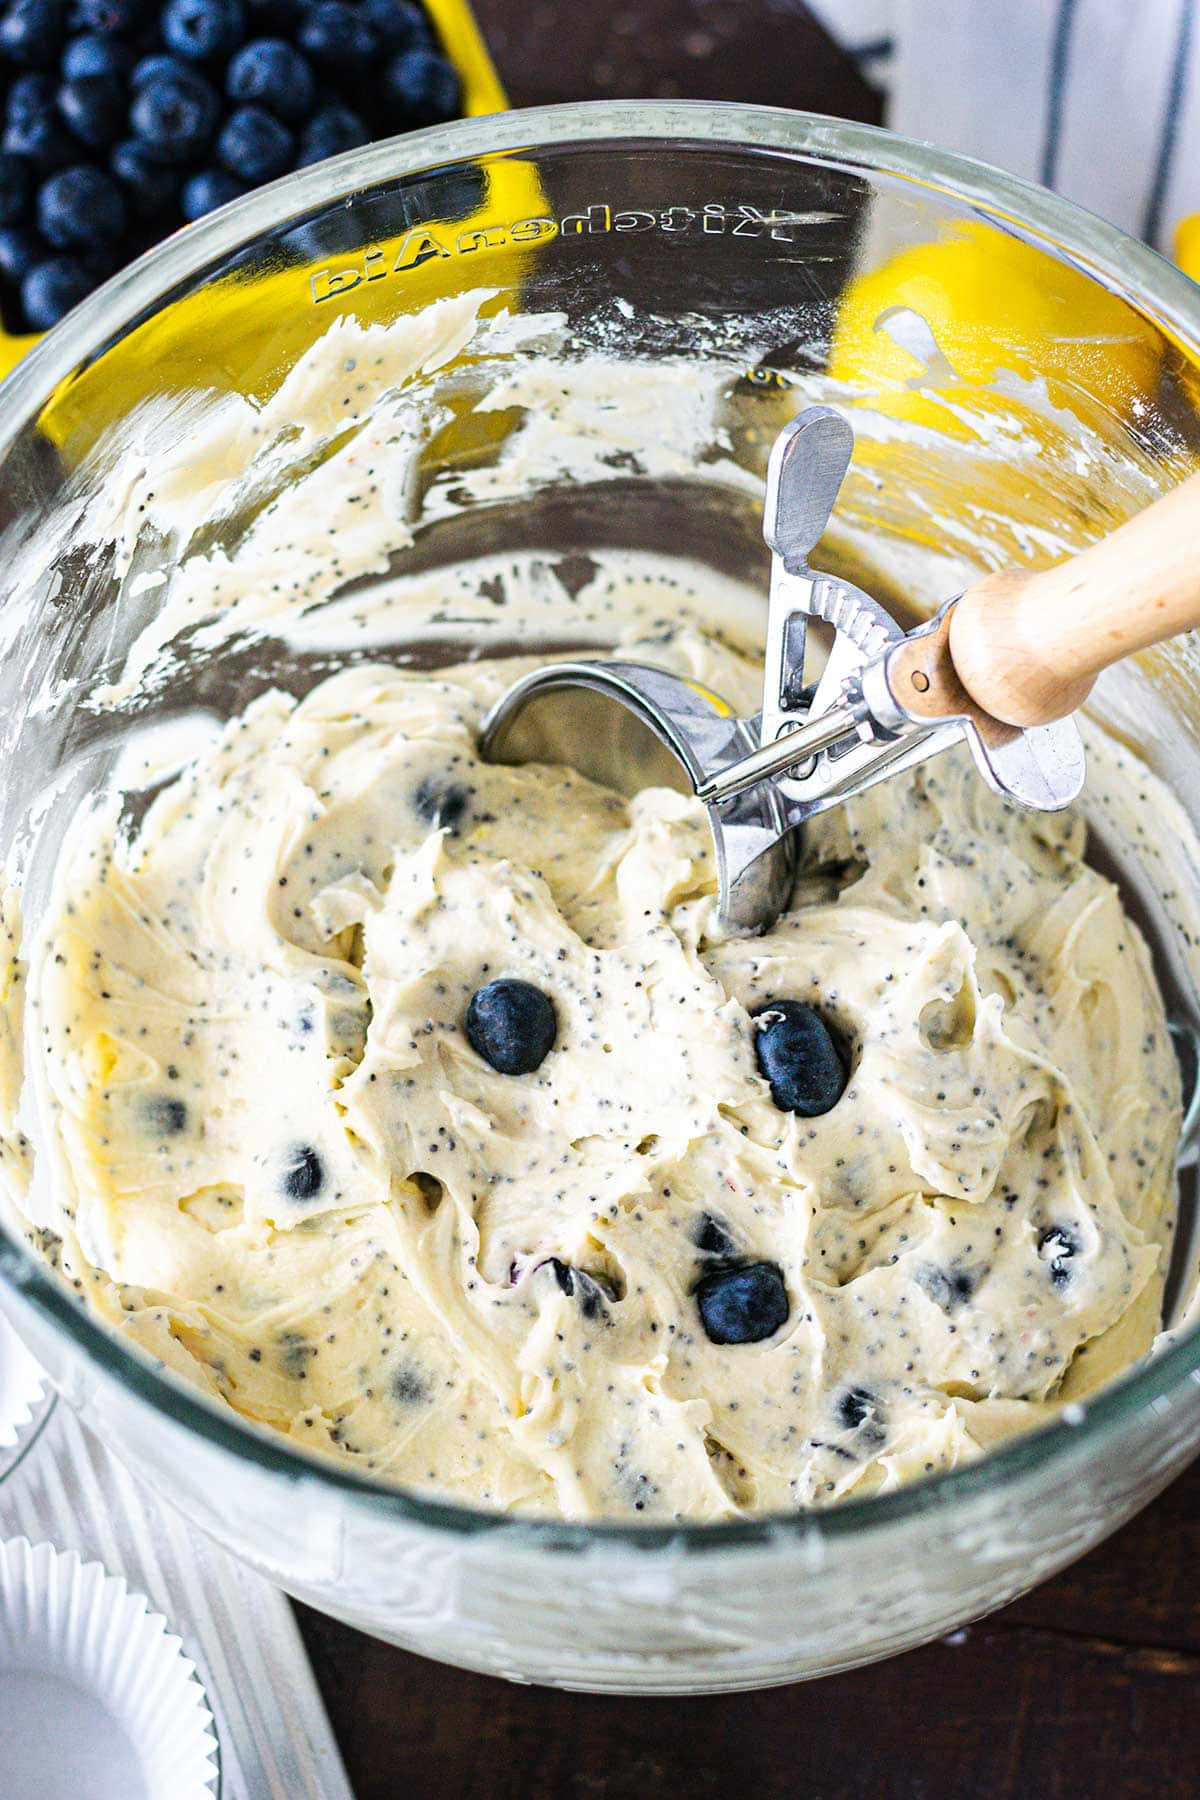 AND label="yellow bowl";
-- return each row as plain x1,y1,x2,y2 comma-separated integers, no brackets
827,221,1163,435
